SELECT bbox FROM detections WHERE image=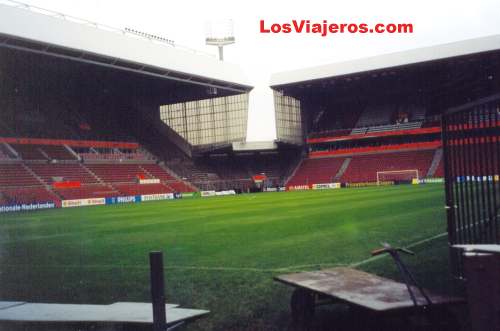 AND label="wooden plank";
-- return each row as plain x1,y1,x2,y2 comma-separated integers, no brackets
454,244,500,254
0,302,25,310
107,302,179,309
0,302,208,325
275,267,463,312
